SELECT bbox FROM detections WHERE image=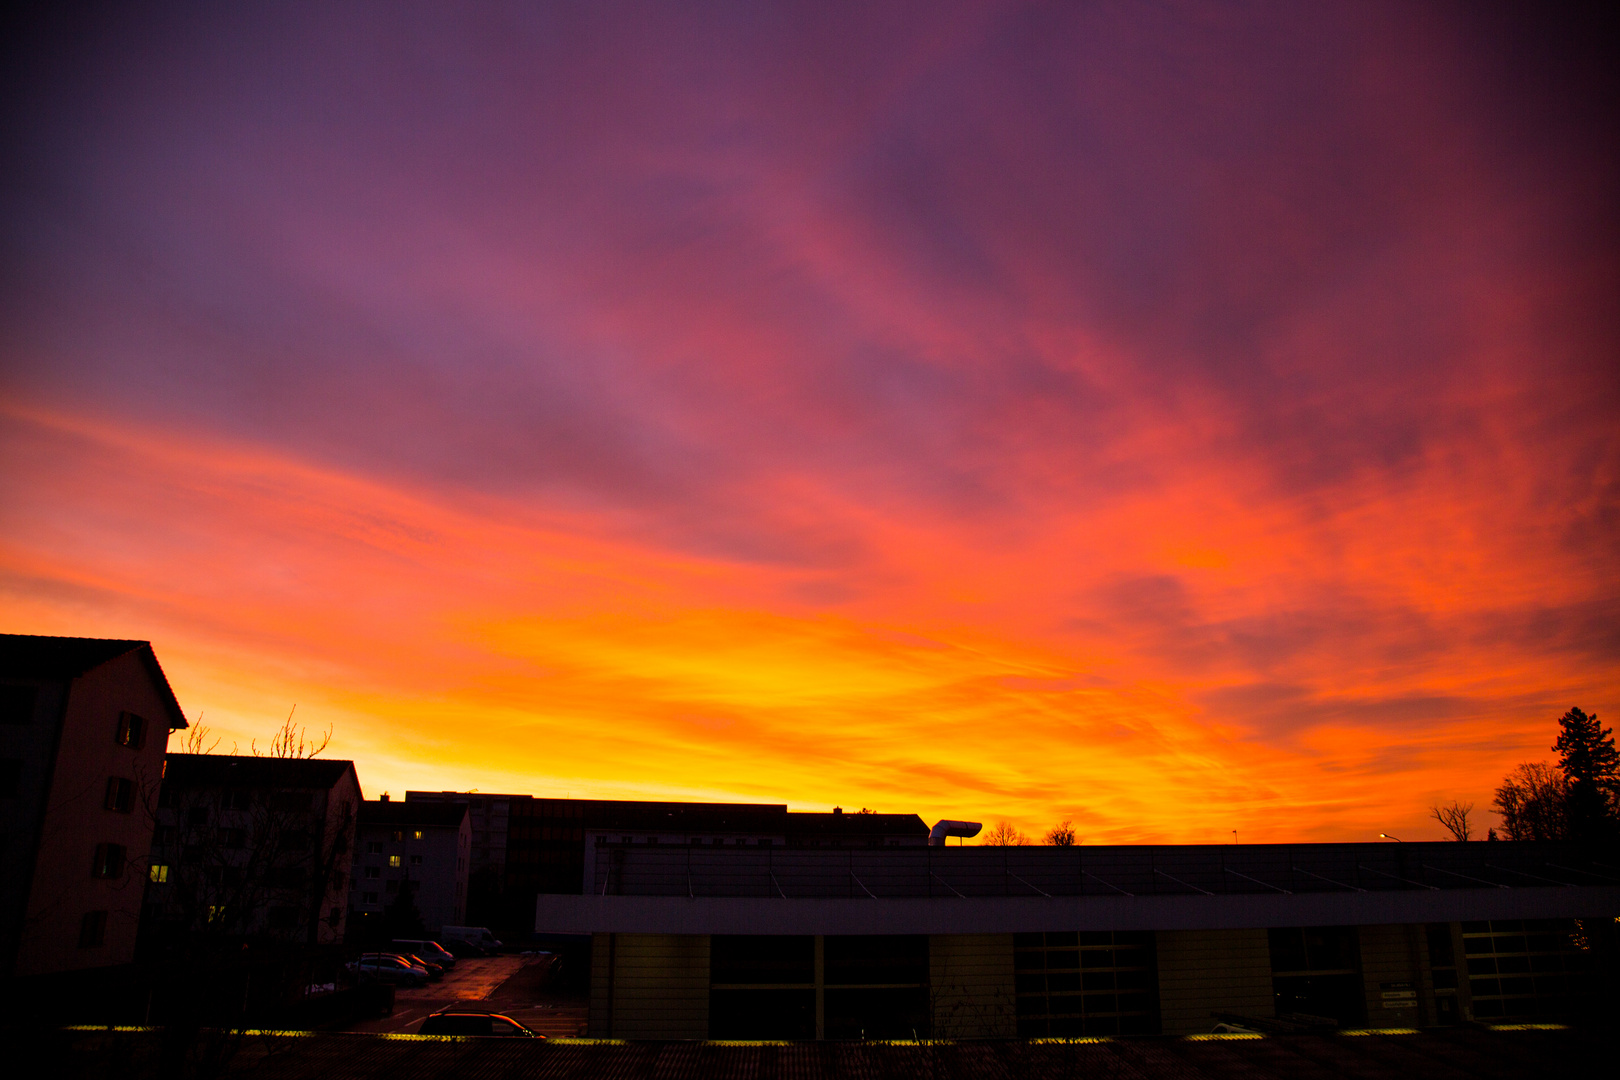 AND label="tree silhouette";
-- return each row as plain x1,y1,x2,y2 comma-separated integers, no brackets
1552,707,1619,842
982,821,1029,846
1429,801,1473,841
1492,762,1568,841
1044,820,1076,846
